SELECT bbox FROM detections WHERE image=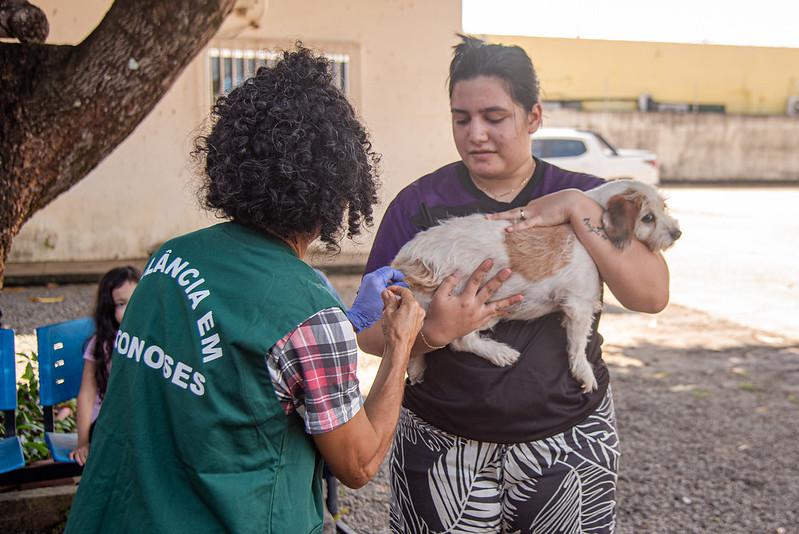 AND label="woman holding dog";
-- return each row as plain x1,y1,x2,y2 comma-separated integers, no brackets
359,35,669,533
